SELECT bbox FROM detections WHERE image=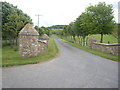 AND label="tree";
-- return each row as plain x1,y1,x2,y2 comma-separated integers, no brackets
34,26,44,36
3,14,25,46
86,2,115,43
63,25,68,36
34,26,39,32
73,13,91,46
41,26,50,36
2,1,33,47
67,22,76,42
